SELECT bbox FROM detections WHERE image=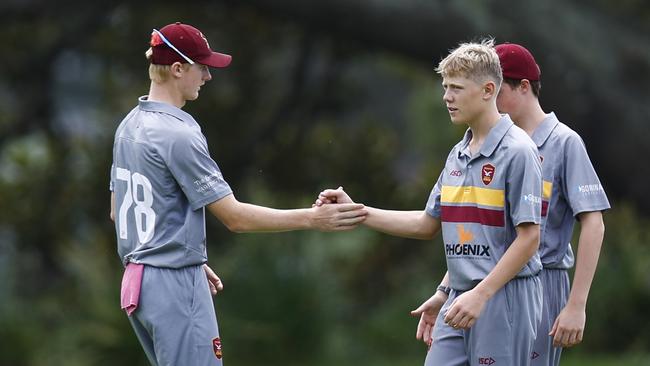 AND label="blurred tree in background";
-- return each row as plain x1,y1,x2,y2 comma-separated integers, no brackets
0,1,649,365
